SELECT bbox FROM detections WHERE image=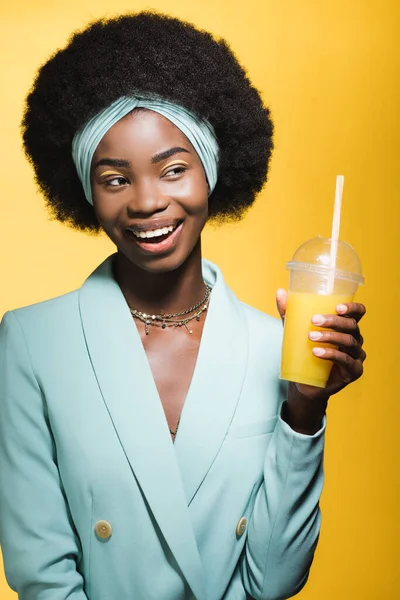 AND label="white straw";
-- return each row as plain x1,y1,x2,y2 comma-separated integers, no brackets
327,175,344,294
